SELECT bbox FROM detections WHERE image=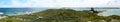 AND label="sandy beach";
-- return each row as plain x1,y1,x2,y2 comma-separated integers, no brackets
0,16,6,19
